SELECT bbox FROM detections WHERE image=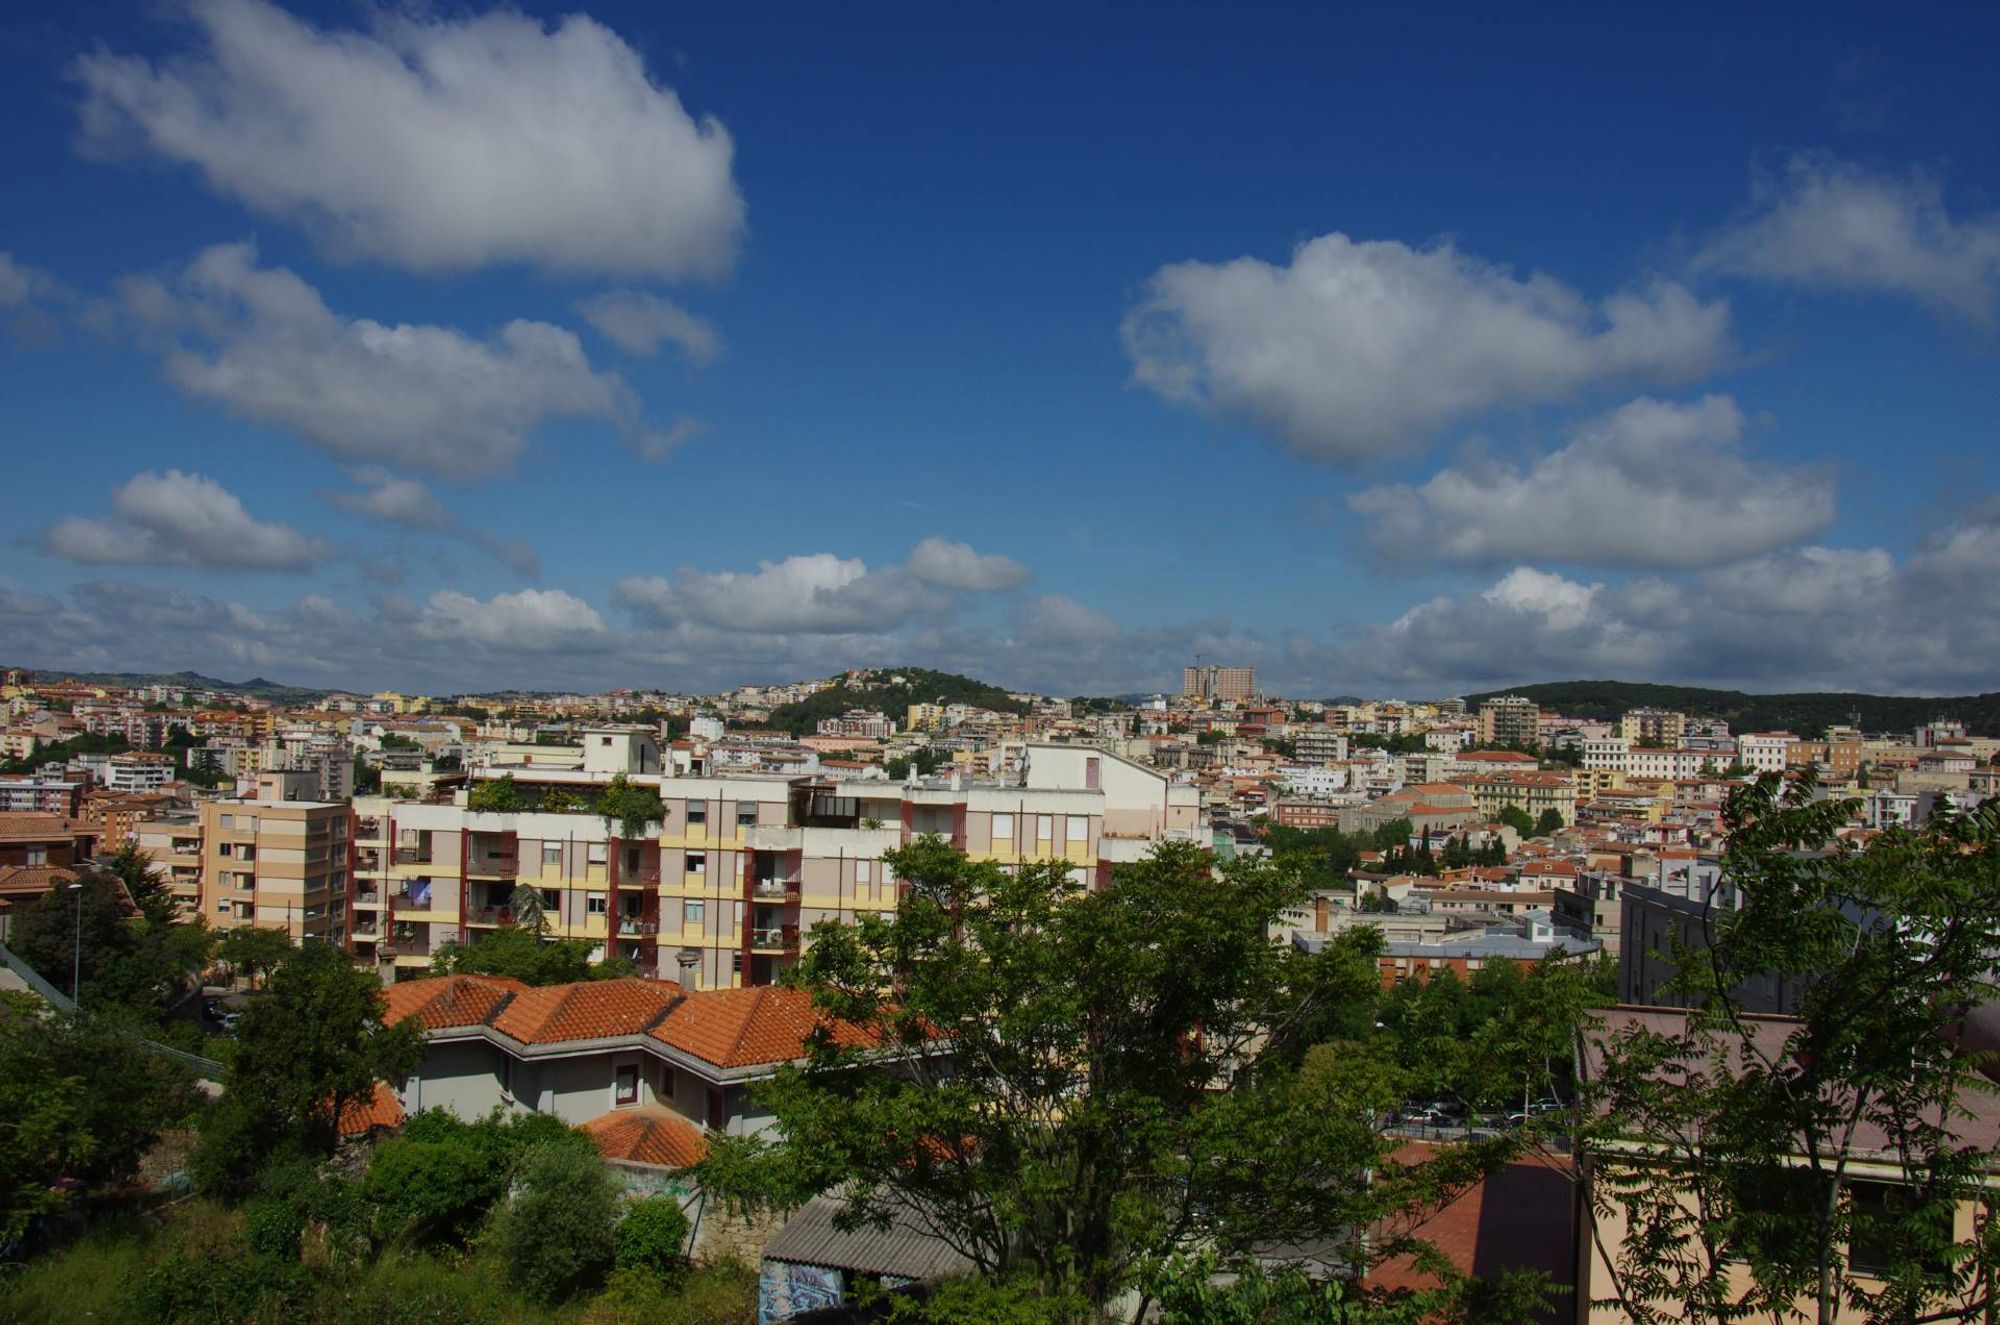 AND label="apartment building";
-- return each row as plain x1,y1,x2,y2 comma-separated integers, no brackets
1459,771,1578,827
1735,732,1797,774
1618,707,1687,747
0,777,84,815
197,792,352,942
105,751,175,793
1476,695,1540,748
0,813,101,938
132,814,204,919
1181,665,1256,703
352,733,1201,992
